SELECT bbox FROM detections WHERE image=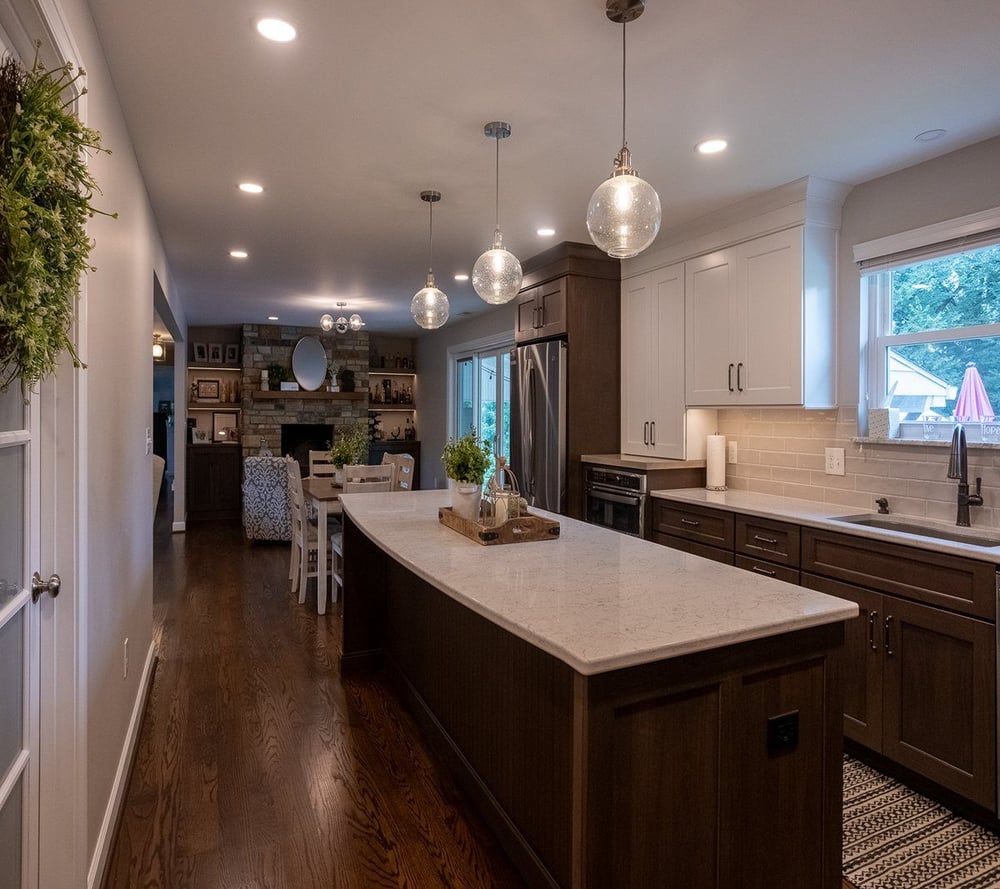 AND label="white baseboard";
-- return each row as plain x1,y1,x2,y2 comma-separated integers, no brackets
87,641,157,889
171,520,186,533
